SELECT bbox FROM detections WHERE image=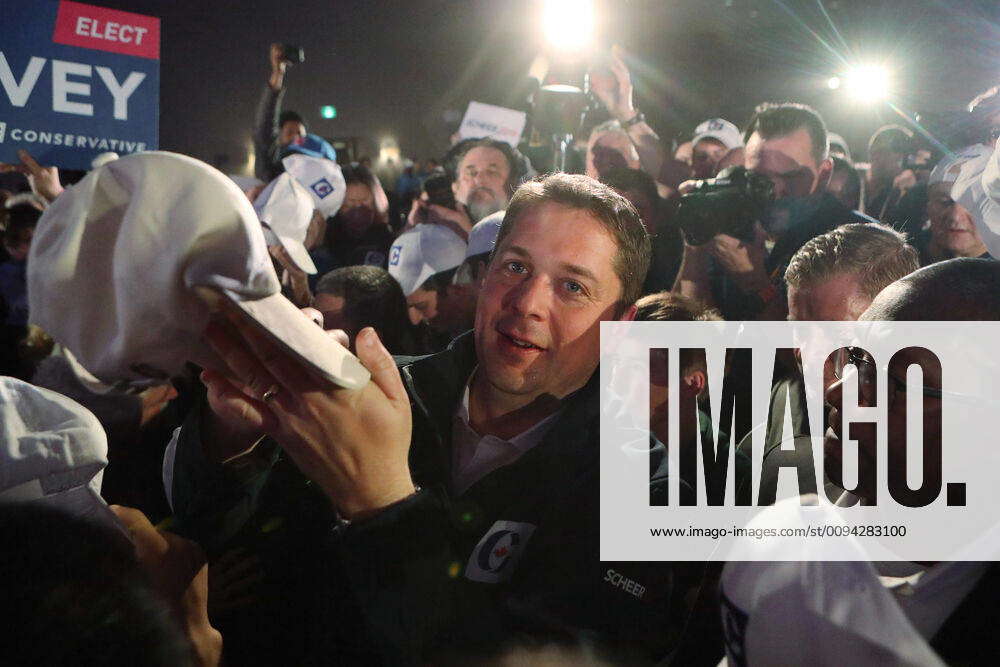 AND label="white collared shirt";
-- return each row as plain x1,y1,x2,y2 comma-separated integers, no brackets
451,380,561,496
